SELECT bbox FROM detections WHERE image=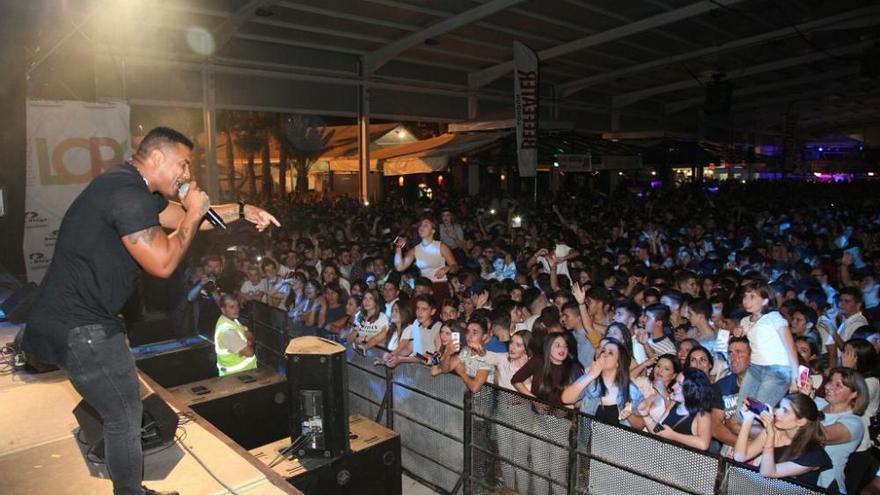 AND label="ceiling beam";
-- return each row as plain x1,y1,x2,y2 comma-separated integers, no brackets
557,5,879,97
355,0,635,73
468,0,746,89
664,68,860,114
213,0,277,51
361,0,525,73
612,40,874,108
